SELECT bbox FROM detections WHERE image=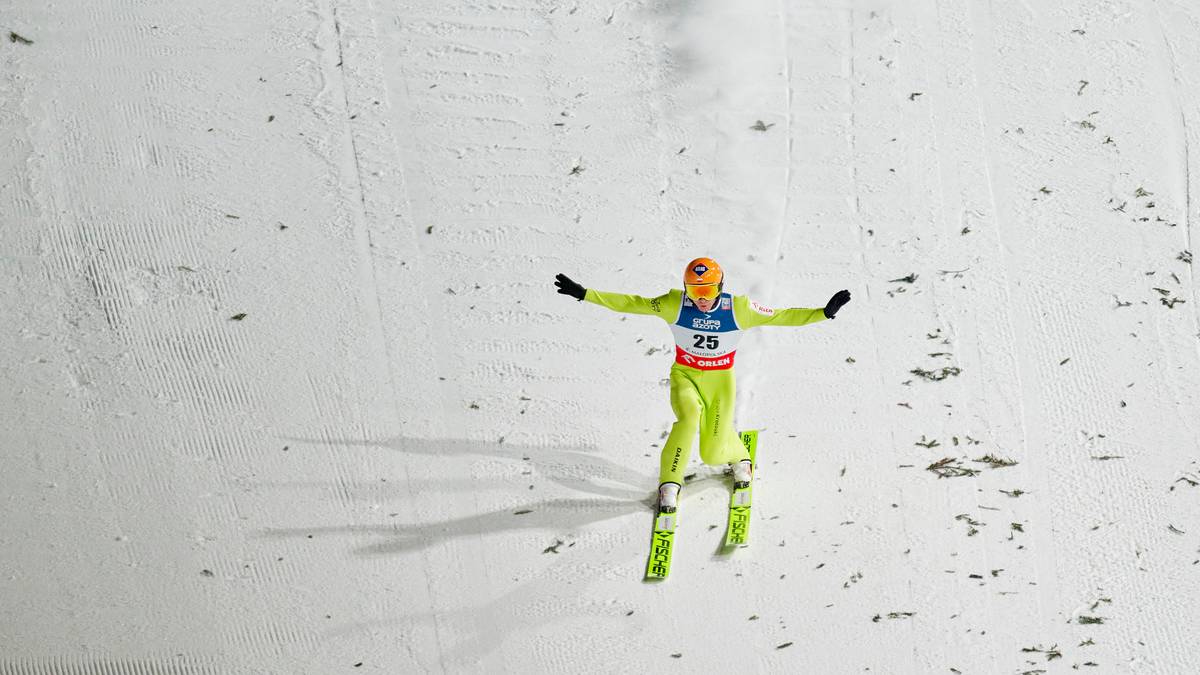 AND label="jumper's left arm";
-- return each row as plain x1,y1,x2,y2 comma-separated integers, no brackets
733,296,829,329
